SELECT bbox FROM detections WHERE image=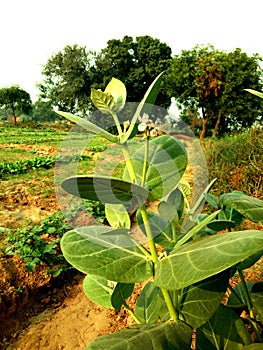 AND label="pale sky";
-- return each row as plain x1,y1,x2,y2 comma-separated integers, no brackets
1,0,262,101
